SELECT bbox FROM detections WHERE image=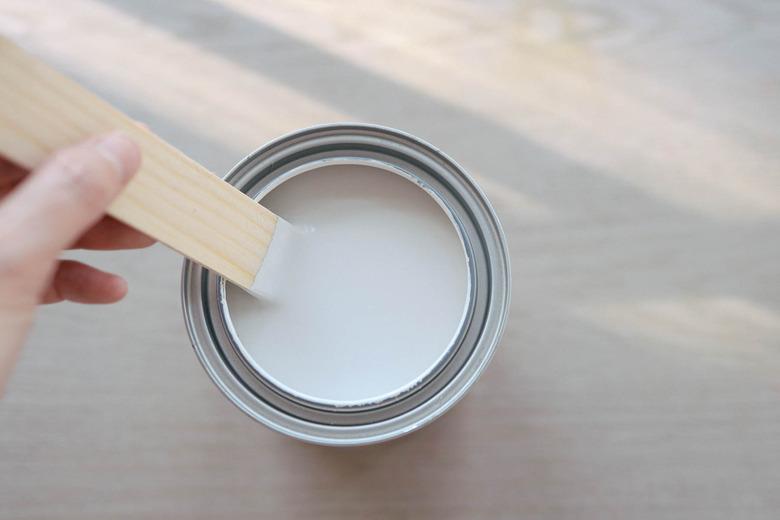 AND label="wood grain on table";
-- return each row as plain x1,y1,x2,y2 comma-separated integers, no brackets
0,0,778,519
